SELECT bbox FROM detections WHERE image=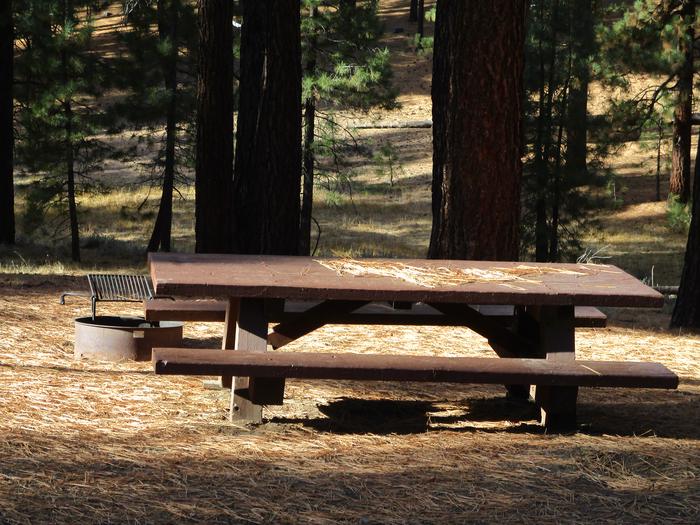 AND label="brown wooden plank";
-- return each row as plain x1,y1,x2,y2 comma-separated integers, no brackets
143,298,607,328
230,298,284,423
148,253,663,308
144,299,227,322
427,302,538,357
530,305,578,432
220,298,239,389
268,300,369,349
153,349,679,389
